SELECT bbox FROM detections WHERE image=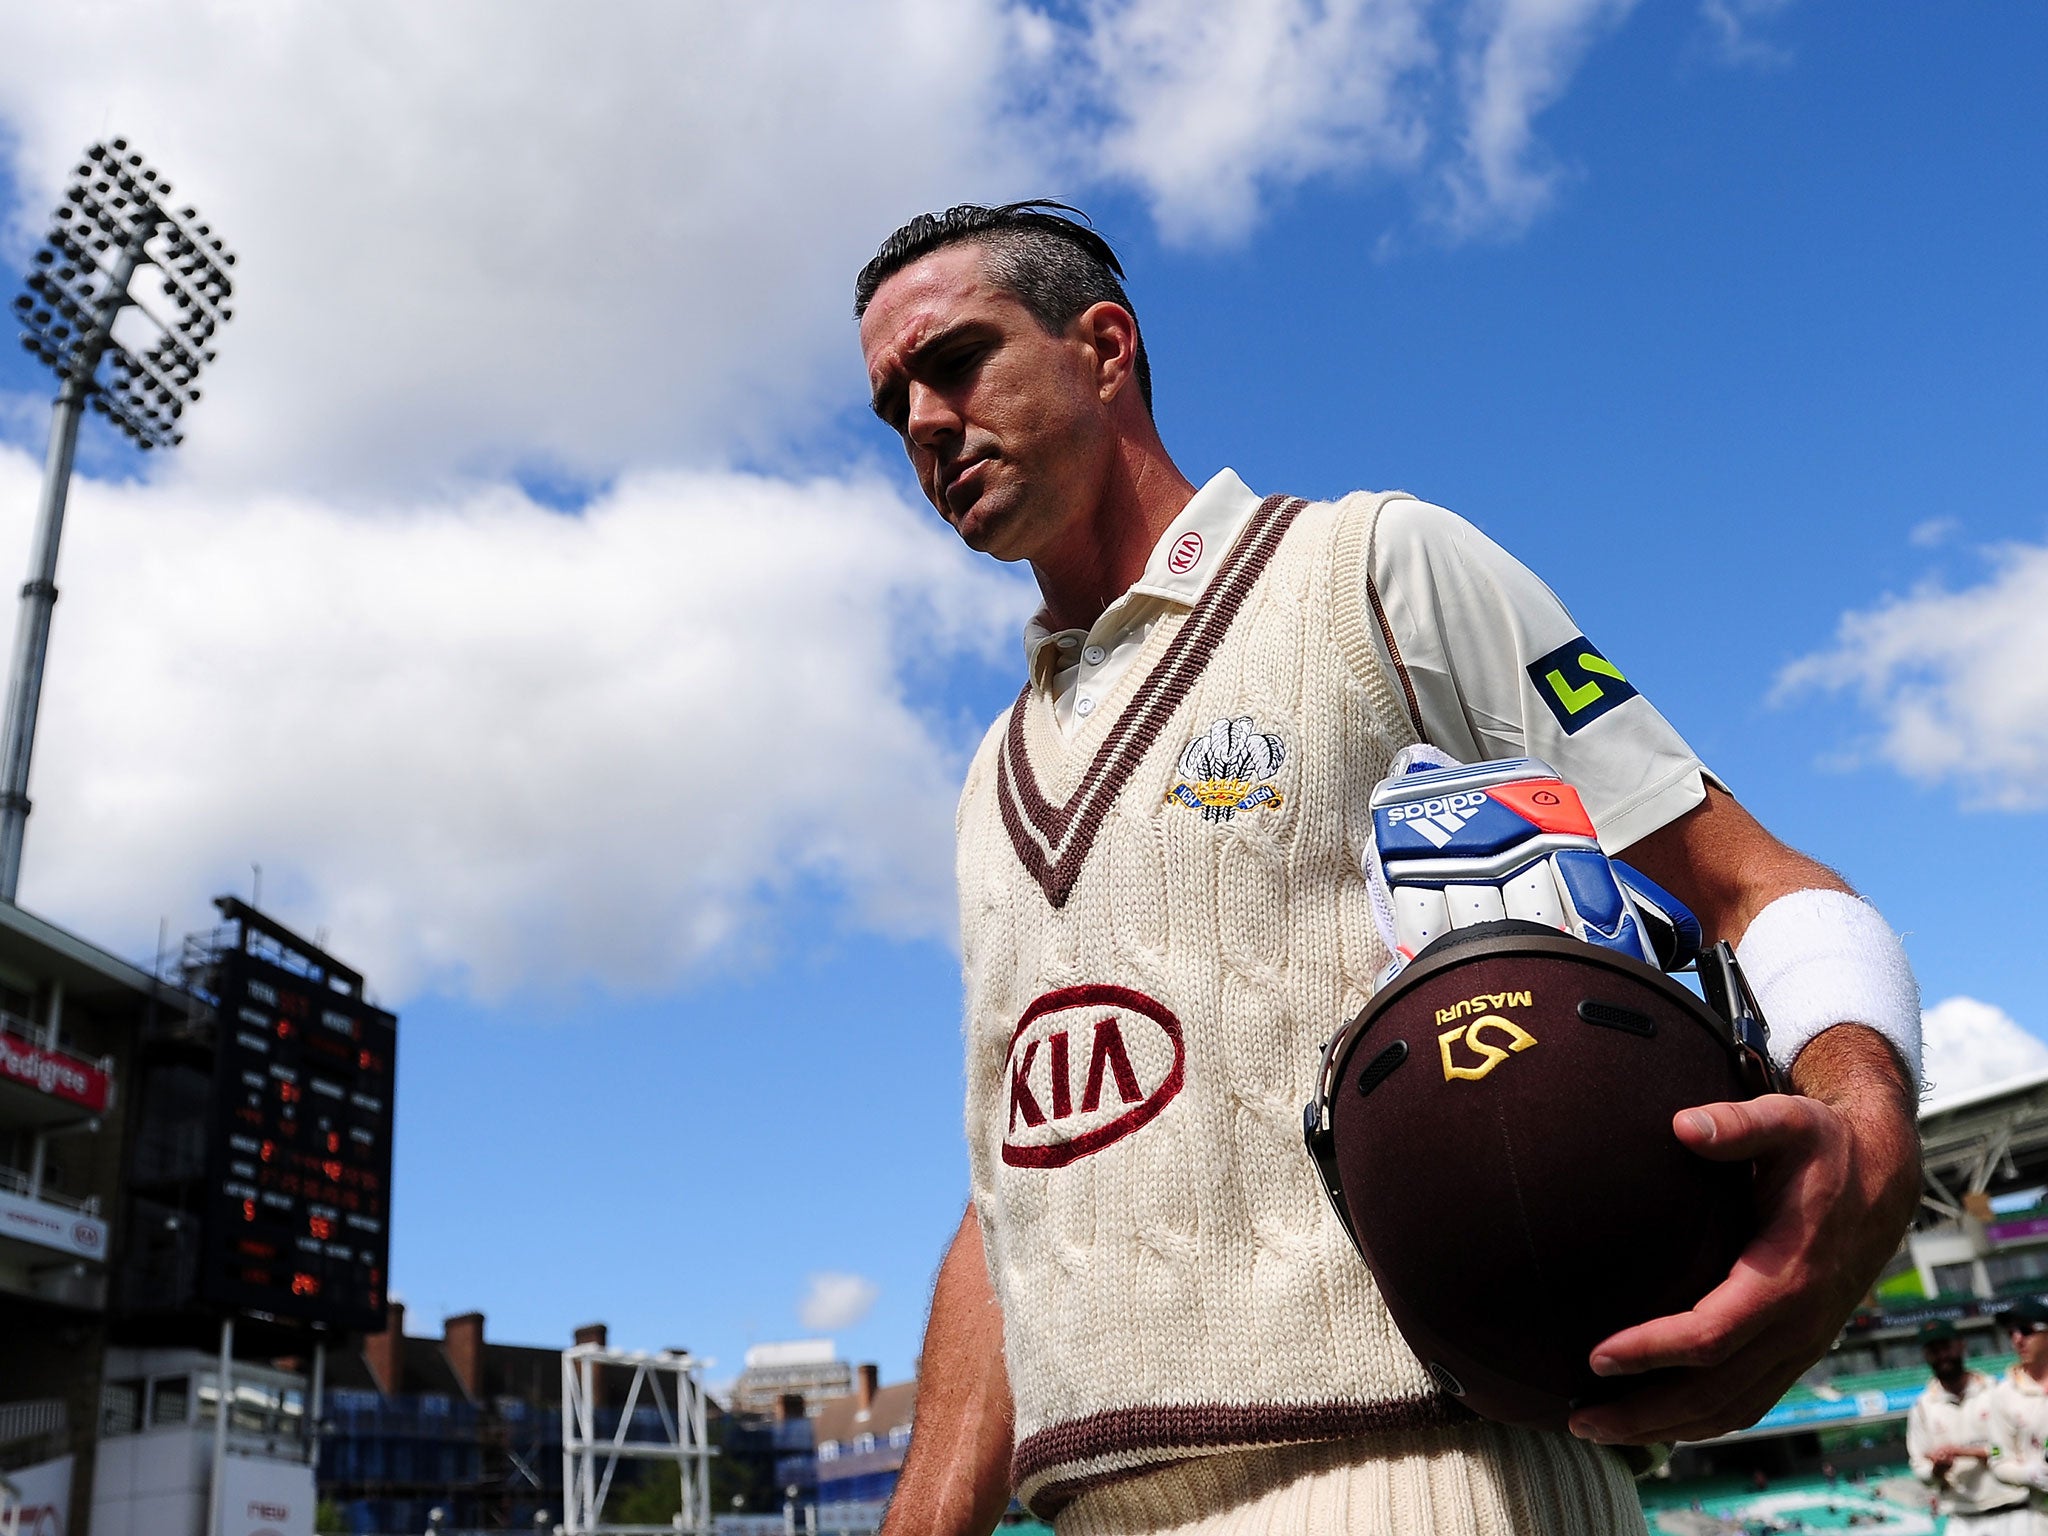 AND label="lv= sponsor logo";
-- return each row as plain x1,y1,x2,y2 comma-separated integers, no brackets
1526,635,1639,734
1001,985,1185,1168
